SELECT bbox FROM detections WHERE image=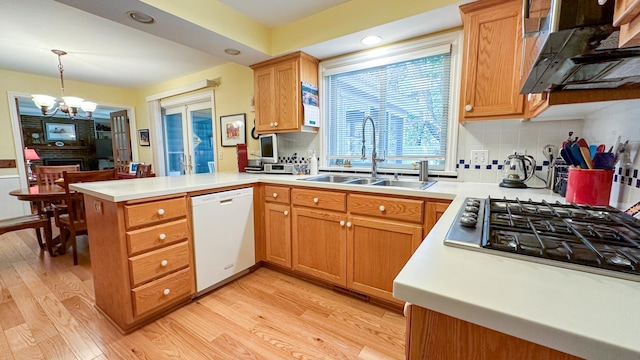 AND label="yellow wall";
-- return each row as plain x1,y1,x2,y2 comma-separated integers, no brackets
0,69,138,176
137,62,257,172
1,61,257,176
